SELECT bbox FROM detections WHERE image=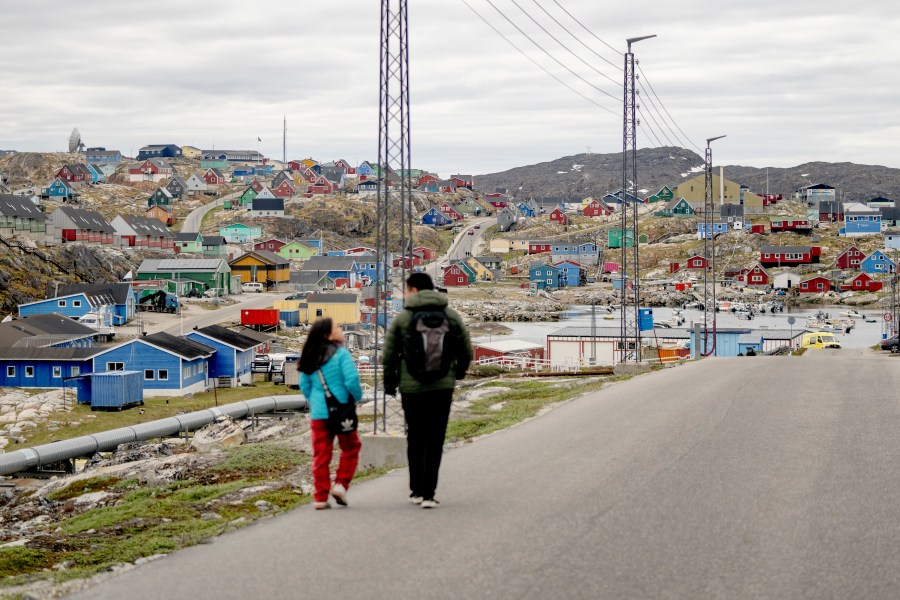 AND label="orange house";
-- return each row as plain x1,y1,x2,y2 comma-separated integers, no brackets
145,204,176,227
